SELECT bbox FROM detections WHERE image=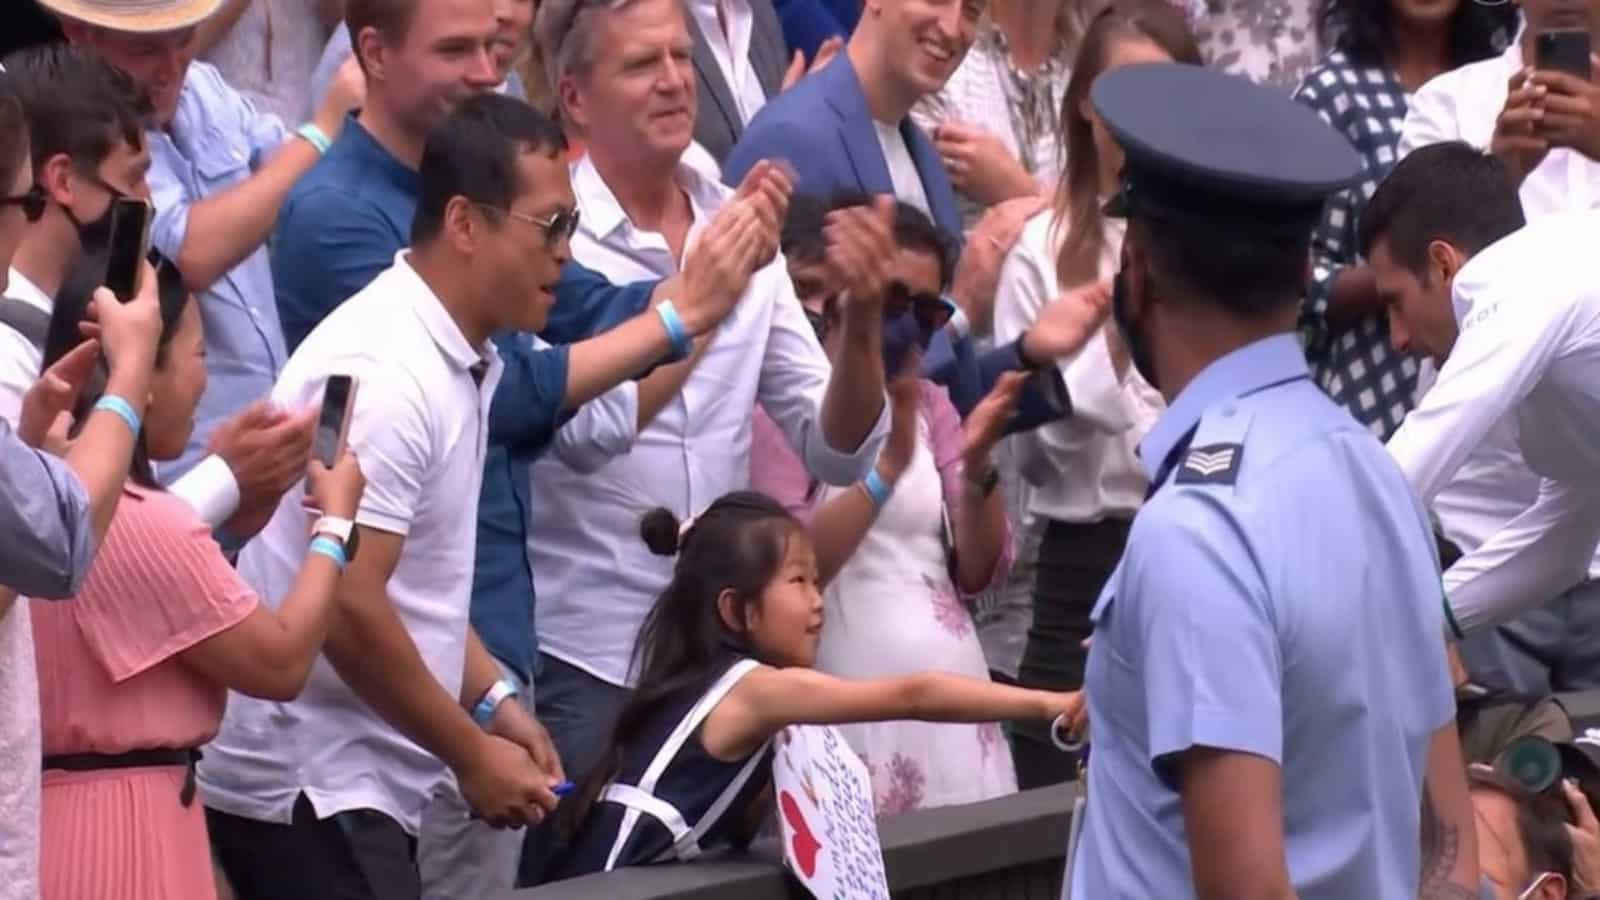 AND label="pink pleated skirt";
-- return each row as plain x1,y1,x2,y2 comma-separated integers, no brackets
40,765,219,900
